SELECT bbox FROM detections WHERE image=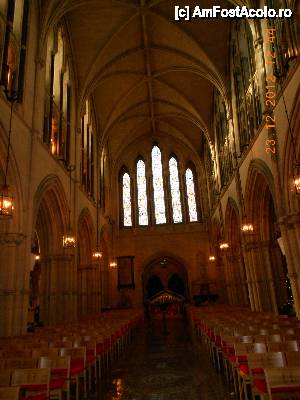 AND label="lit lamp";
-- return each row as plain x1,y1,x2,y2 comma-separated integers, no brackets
291,166,300,196
63,166,76,248
219,242,229,250
241,223,254,234
93,251,102,260
0,68,18,218
209,255,216,262
109,260,118,269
